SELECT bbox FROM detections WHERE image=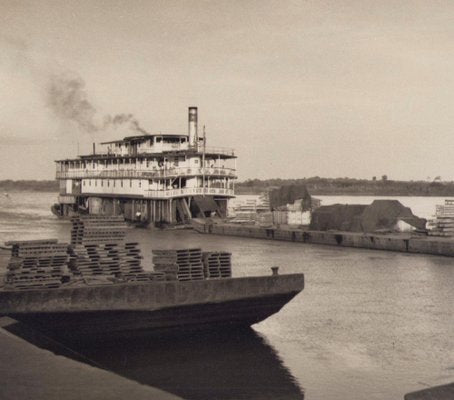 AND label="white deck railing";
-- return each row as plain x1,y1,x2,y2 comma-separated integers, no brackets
56,167,236,180
145,187,234,199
